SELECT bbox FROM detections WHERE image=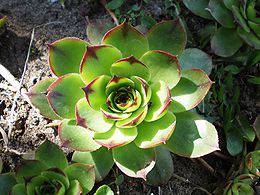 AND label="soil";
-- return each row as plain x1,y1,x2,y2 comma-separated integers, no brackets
0,0,258,195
